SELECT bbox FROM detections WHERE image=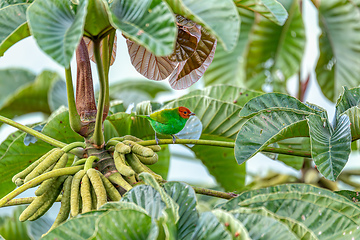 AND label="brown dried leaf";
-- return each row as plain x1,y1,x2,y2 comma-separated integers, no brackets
84,34,117,66
168,29,217,90
126,40,177,81
169,15,201,62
